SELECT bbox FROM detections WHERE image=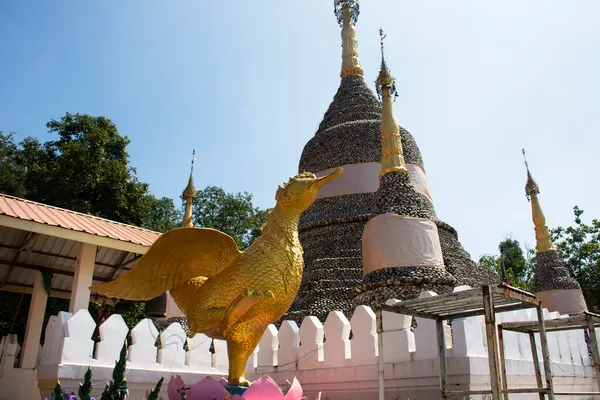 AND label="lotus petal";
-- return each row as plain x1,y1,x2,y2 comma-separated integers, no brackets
242,375,284,400
167,375,185,400
186,376,230,400
218,377,228,387
284,377,303,400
